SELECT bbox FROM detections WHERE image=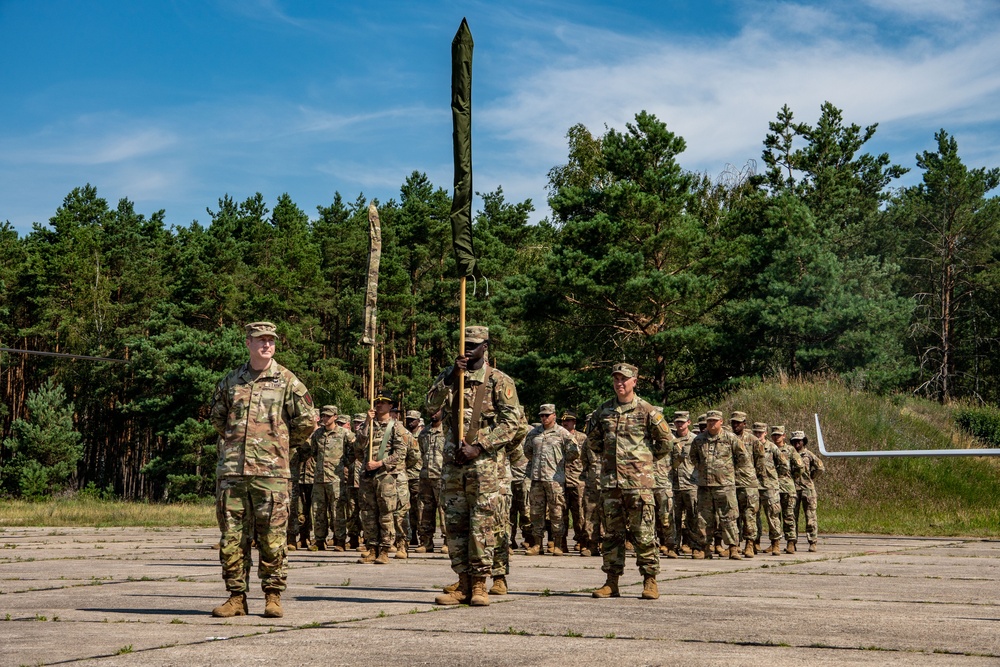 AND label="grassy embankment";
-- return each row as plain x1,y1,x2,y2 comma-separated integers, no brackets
2,377,998,535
